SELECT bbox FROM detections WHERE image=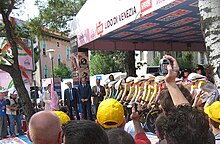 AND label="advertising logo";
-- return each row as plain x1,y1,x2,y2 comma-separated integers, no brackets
140,0,152,13
96,21,103,36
